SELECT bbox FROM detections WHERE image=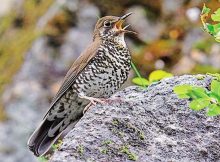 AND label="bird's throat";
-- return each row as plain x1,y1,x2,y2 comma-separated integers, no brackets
114,34,126,47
